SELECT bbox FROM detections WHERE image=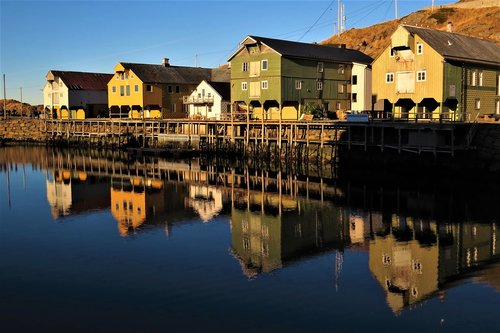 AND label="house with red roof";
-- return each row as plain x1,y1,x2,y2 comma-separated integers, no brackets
43,70,113,119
